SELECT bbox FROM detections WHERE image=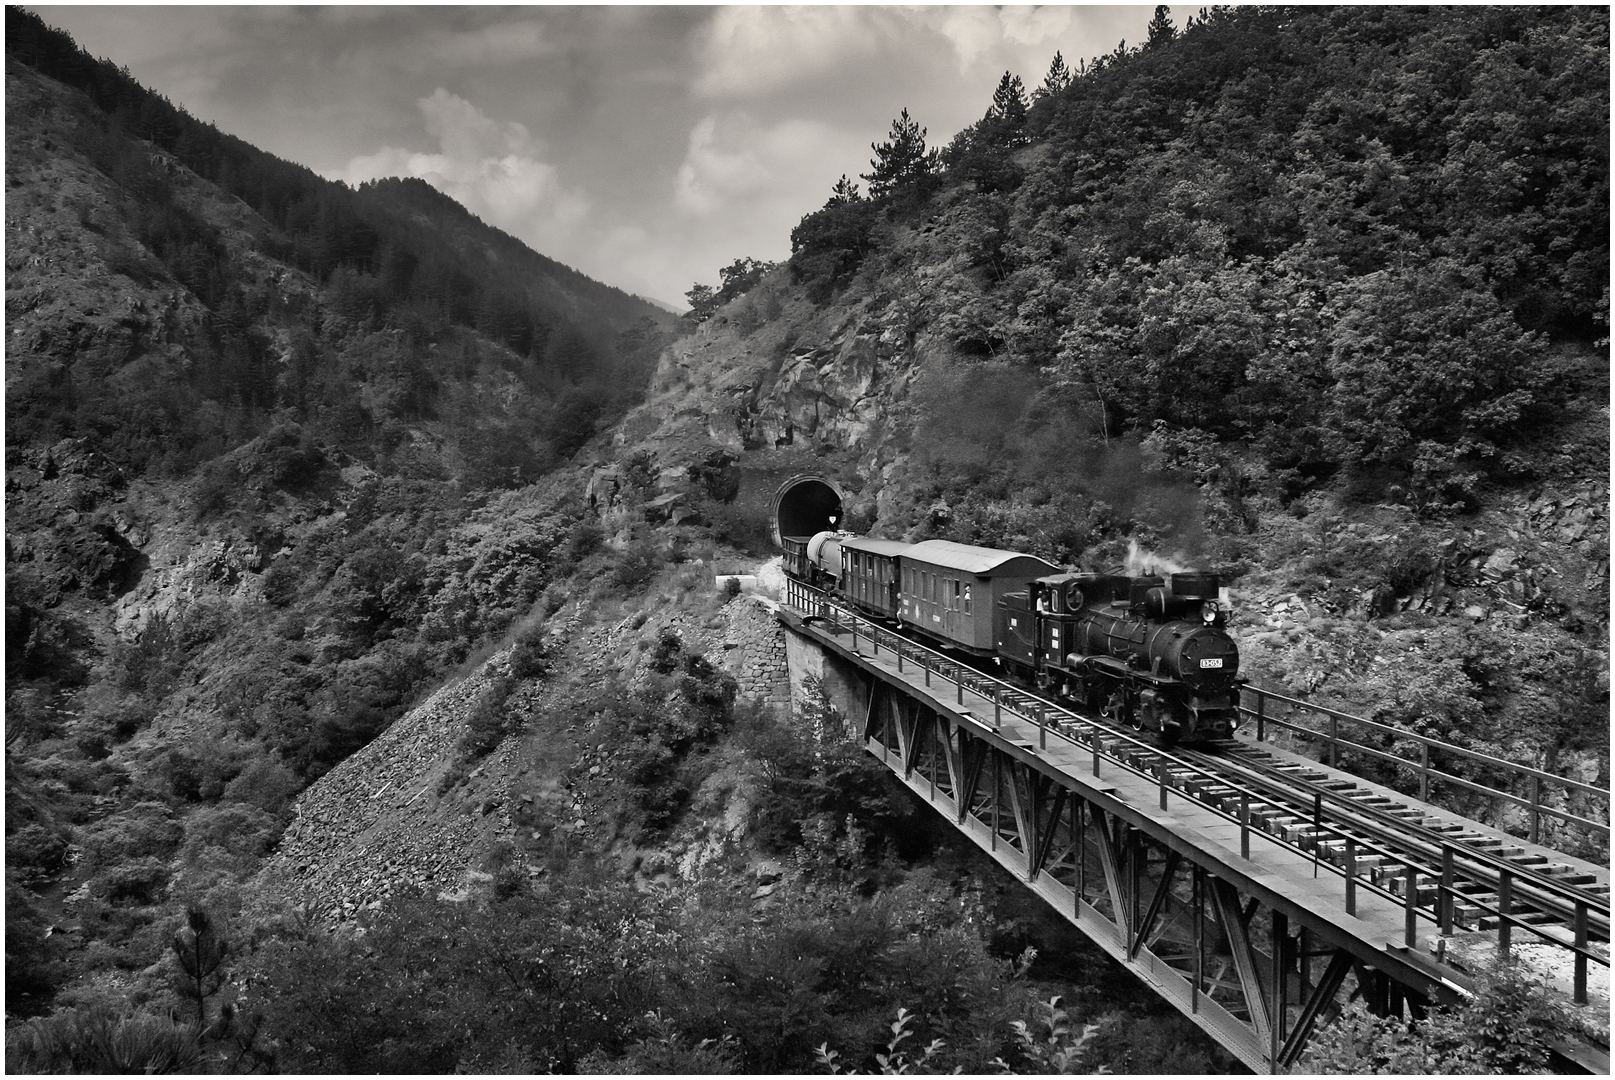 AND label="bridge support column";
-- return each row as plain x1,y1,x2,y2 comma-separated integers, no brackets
781,621,870,738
